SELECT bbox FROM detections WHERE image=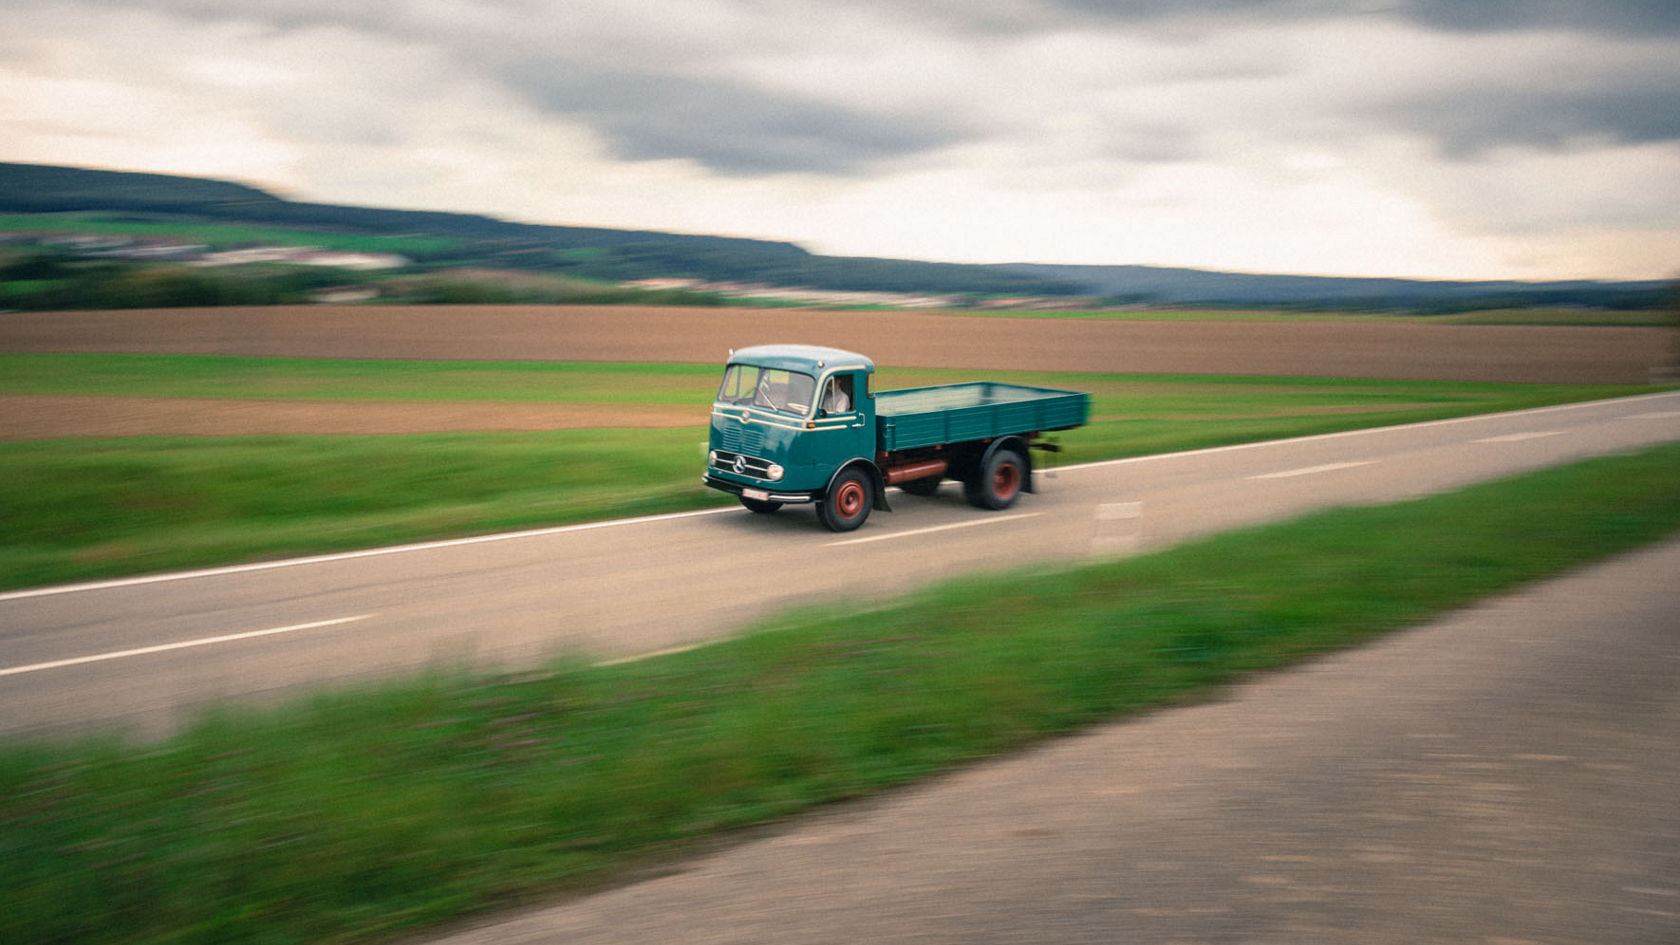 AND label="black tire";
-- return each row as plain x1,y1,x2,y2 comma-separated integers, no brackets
897,476,942,497
966,448,1026,510
739,496,782,514
818,466,872,532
